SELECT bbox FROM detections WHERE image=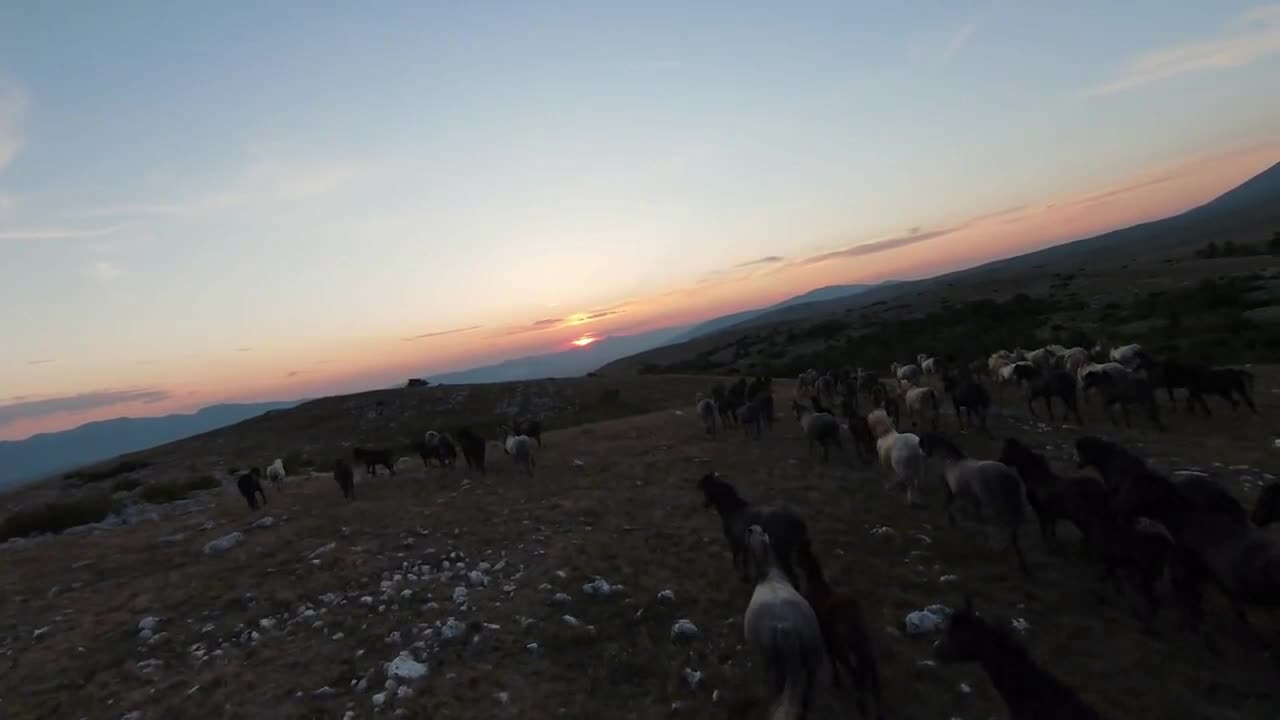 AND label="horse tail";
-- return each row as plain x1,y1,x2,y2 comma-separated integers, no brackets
768,623,816,720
